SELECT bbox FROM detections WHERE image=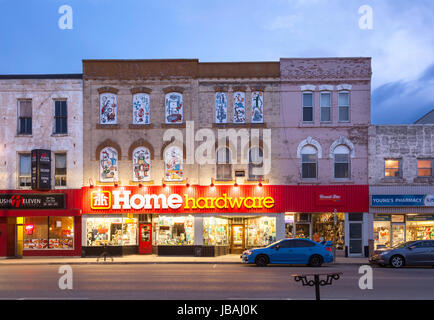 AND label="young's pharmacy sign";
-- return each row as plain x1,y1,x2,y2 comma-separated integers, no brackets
371,195,434,207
